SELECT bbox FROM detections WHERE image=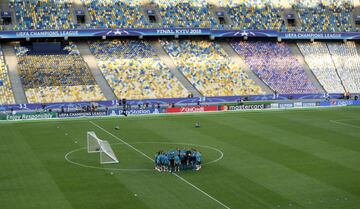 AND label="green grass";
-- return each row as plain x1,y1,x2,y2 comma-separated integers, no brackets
1,107,360,209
